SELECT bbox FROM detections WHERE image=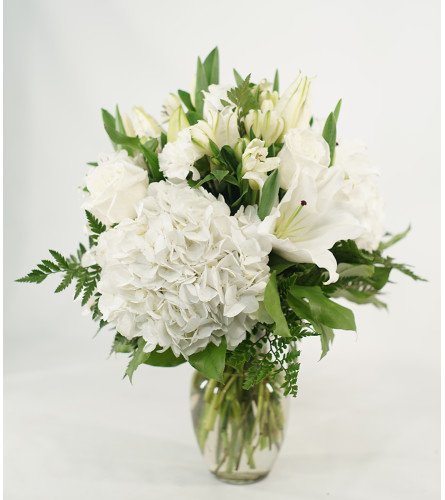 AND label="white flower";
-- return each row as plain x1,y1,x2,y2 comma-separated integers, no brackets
203,84,232,117
92,181,271,358
278,128,330,190
158,128,202,181
161,93,182,123
274,73,313,138
259,168,363,284
334,140,384,251
190,108,239,154
132,107,162,140
243,109,284,146
242,139,280,190
82,150,149,226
